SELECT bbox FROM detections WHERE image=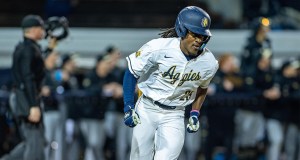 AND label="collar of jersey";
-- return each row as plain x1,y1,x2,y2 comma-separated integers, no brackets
182,49,204,61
